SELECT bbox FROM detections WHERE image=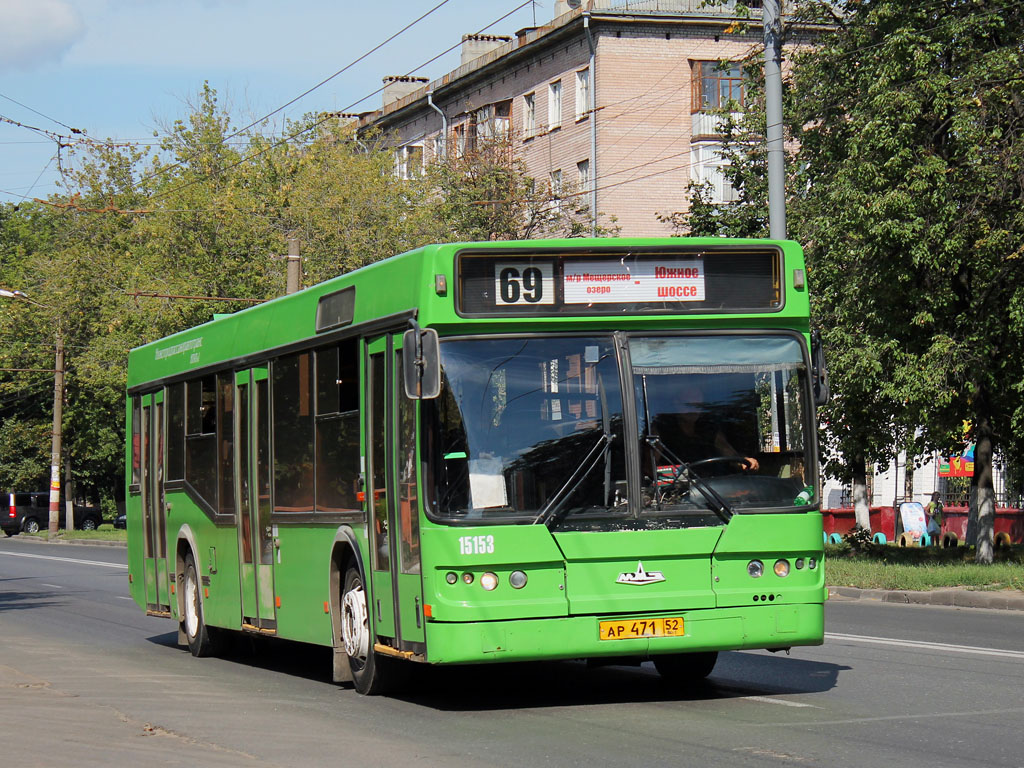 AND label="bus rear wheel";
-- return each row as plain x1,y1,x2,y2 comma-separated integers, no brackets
182,553,219,657
341,566,388,695
653,651,718,684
